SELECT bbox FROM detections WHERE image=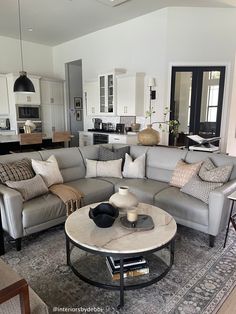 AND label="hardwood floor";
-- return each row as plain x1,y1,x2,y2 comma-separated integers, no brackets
217,286,236,314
